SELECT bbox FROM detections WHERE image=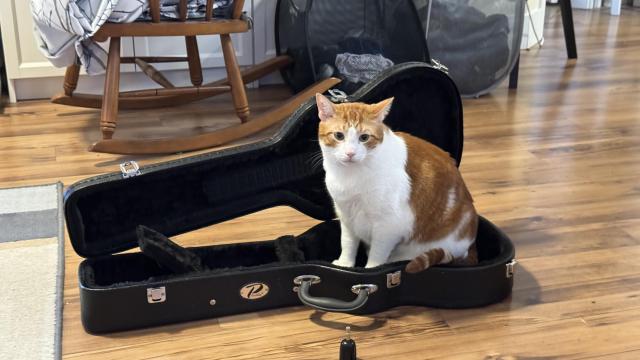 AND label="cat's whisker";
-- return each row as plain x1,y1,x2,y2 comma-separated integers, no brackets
311,159,324,171
306,151,324,163
306,151,325,171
